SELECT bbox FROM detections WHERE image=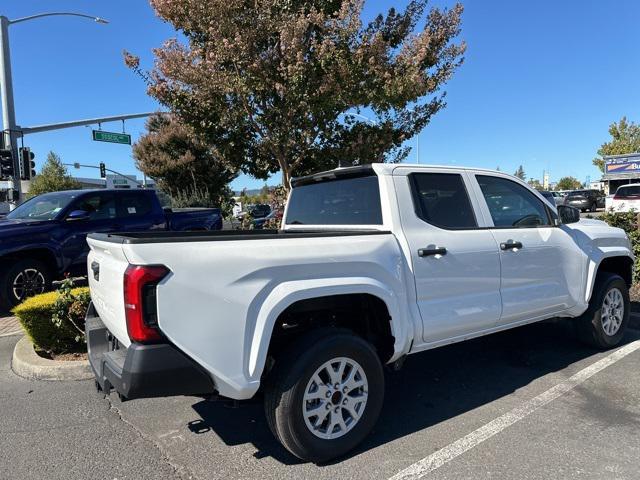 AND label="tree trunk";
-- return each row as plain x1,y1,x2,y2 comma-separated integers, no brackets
278,154,291,192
